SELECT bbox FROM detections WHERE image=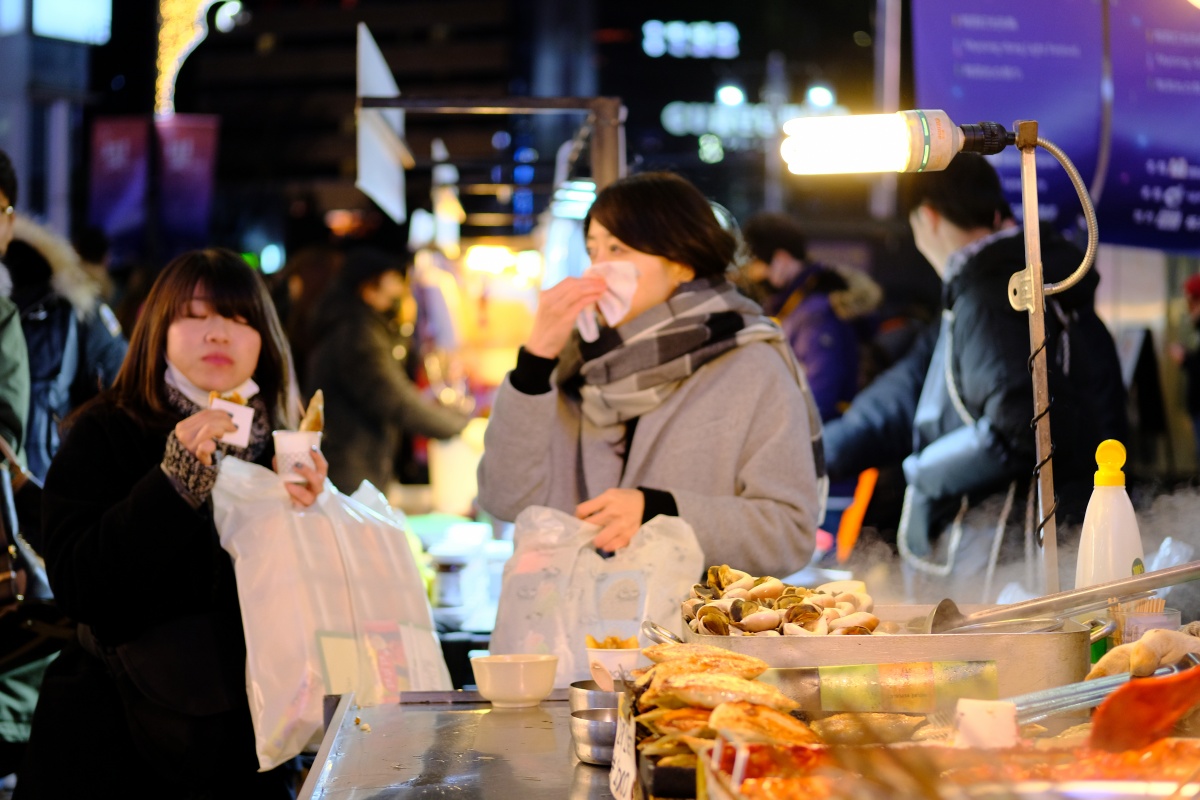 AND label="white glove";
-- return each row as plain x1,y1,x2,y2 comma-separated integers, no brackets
1087,625,1200,680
